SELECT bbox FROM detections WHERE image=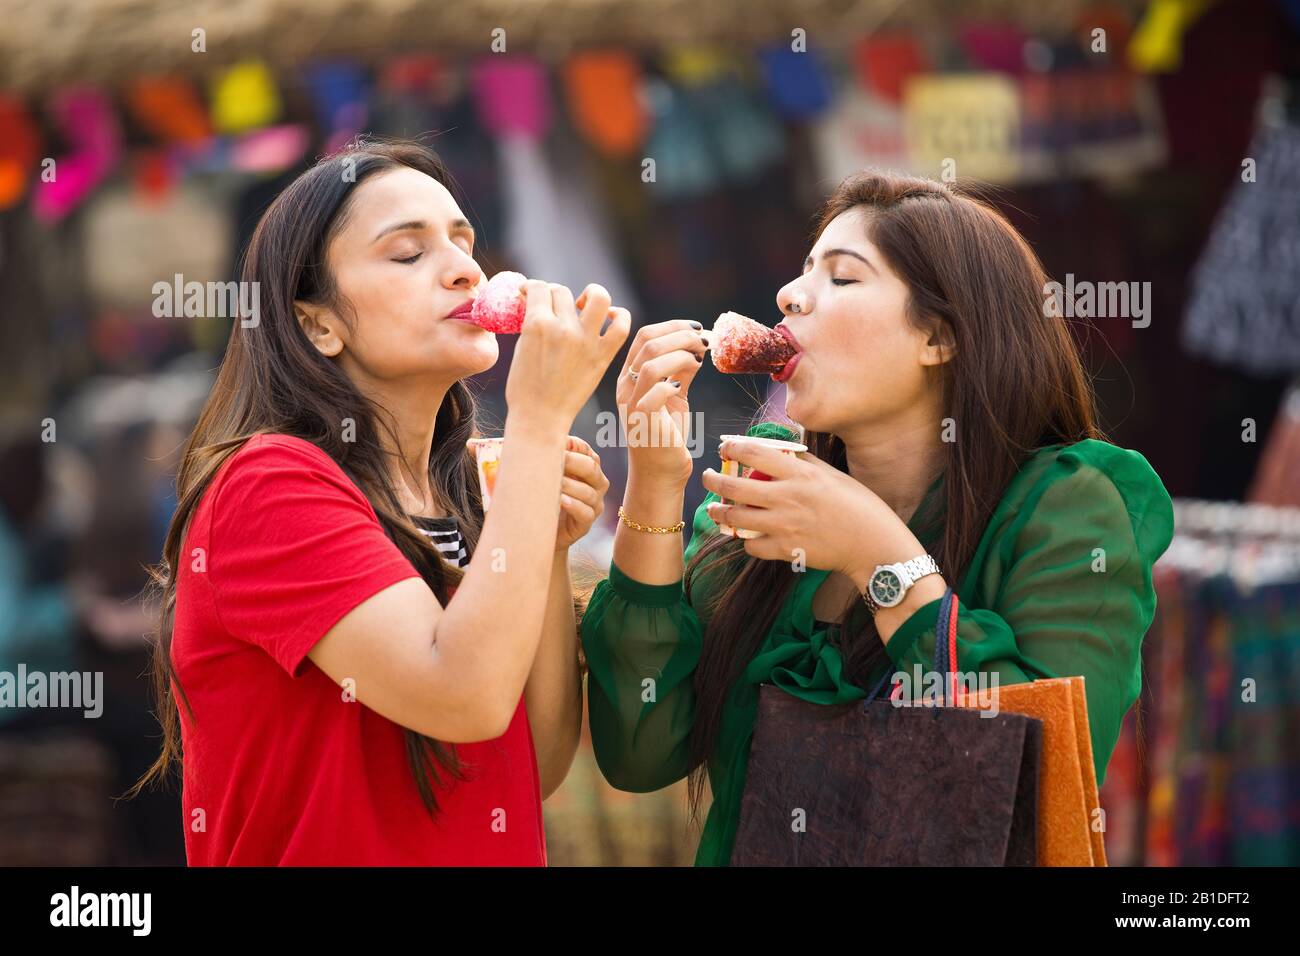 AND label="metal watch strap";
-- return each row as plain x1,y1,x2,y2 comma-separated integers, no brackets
863,554,941,615
897,555,941,588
